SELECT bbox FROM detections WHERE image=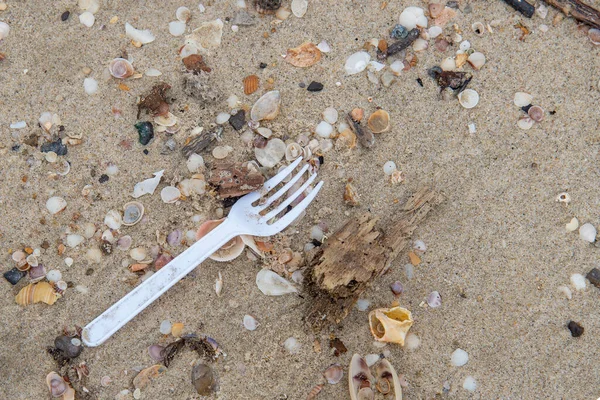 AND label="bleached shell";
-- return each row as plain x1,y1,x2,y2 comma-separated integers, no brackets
451,348,469,366
579,223,596,242
179,43,200,57
322,107,338,124
186,154,205,172
178,178,206,196
0,21,9,40
79,11,95,27
472,22,485,36
514,92,533,107
212,145,231,159
176,6,191,23
130,247,147,261
315,121,333,138
123,201,144,226
26,254,38,267
109,58,134,79
256,269,297,295
186,19,223,50
86,247,102,263
66,234,85,248
517,116,534,130
117,235,133,251
241,235,264,257
169,21,186,36
78,0,99,13
291,0,308,17
440,57,456,71
250,90,281,121
467,52,486,70
195,219,246,261
458,89,479,109
399,6,426,30
316,40,331,53
84,78,98,95
46,371,68,397
215,112,231,124
344,51,370,75
255,138,286,168
323,364,343,384
104,209,123,230
243,315,259,330
566,217,579,232
368,306,414,345
285,143,303,161
428,25,443,38
161,186,181,203
215,272,223,296
46,196,67,214
39,112,54,131
413,38,428,51
132,170,164,198
102,229,115,243
145,68,162,77
276,7,291,20
125,22,155,44
154,112,178,127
